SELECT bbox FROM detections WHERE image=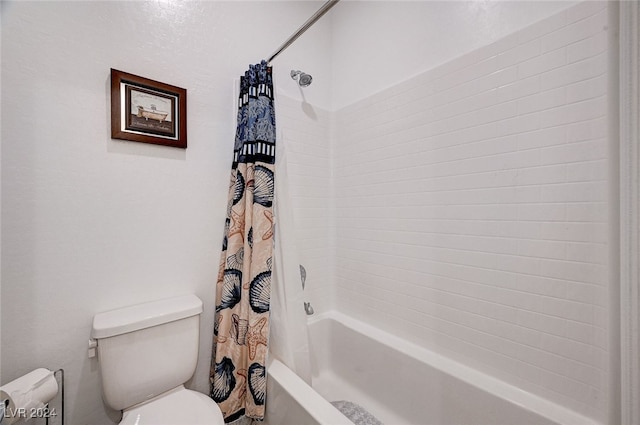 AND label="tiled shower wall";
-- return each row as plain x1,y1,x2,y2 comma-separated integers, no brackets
276,95,334,312
332,1,613,421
